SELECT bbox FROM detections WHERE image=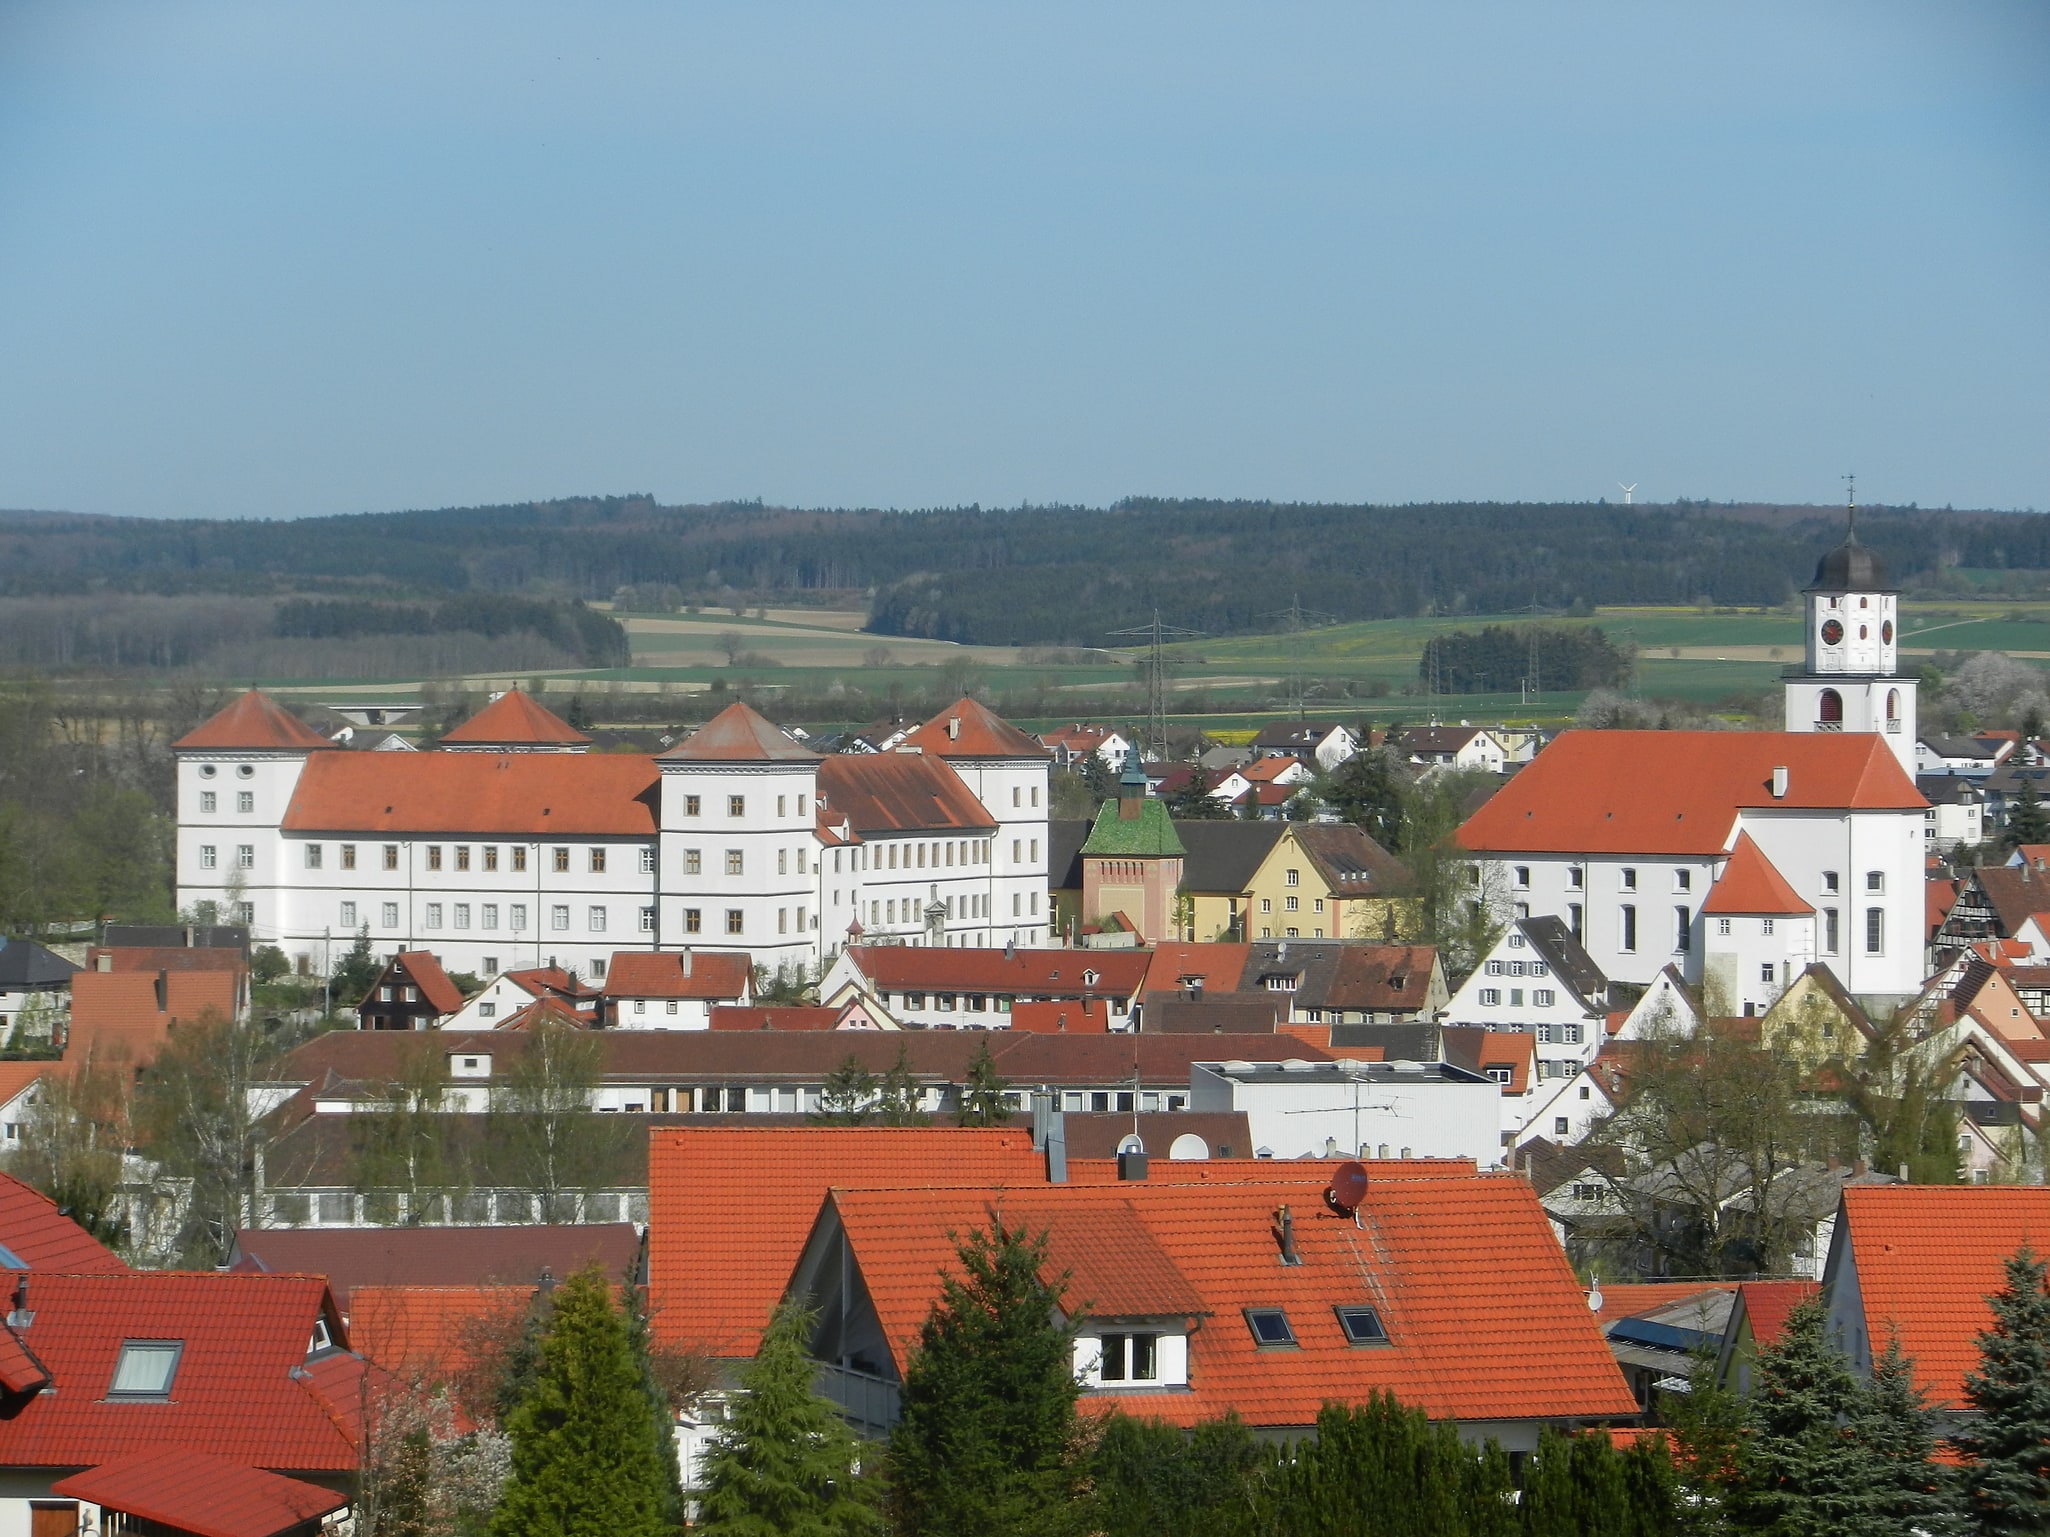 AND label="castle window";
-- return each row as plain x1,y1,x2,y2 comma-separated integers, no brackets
237,792,254,813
